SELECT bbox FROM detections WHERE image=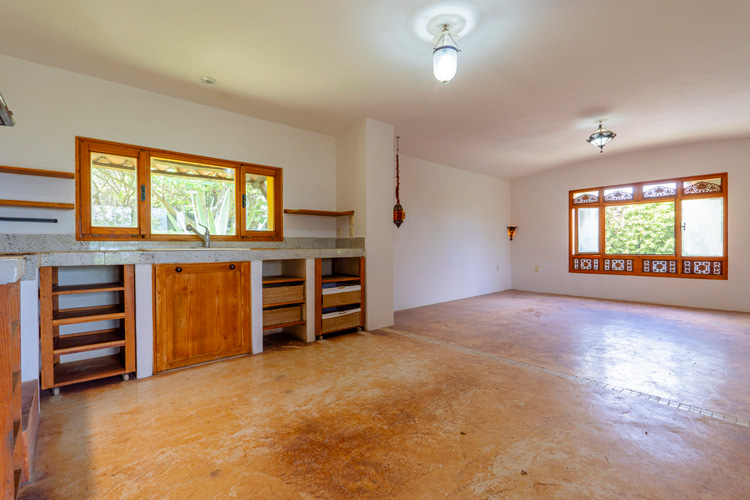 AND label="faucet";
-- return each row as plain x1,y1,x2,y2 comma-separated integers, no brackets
186,223,211,248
